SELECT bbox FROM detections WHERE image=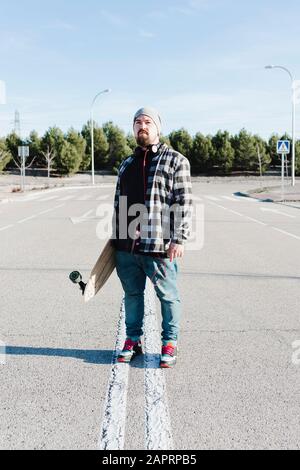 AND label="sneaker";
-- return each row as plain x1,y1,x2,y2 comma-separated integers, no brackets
117,338,143,363
160,341,177,368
